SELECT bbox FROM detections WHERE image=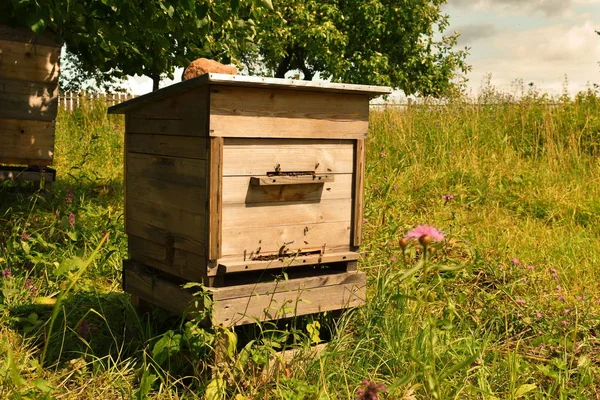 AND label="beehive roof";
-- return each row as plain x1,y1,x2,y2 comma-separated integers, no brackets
108,73,392,114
